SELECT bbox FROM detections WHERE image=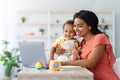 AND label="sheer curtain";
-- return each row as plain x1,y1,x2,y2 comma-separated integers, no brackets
0,0,8,78
0,0,18,78
0,0,8,41
0,0,18,48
